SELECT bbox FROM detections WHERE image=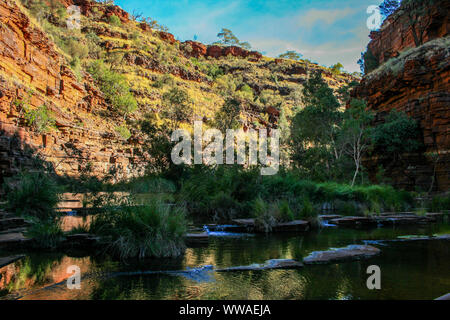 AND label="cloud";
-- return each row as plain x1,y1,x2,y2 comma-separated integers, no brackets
297,8,356,28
